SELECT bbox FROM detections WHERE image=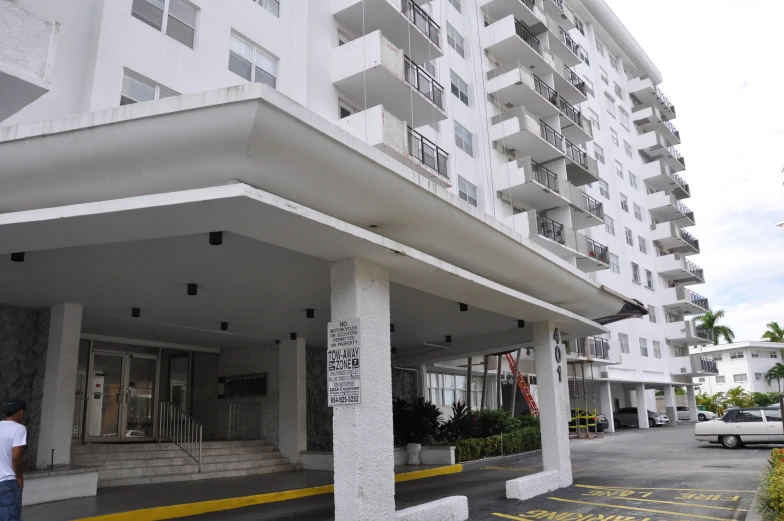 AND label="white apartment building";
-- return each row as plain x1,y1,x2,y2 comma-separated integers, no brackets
694,341,784,396
0,0,707,516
